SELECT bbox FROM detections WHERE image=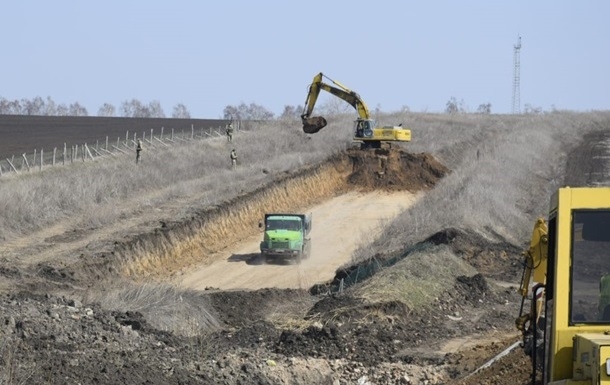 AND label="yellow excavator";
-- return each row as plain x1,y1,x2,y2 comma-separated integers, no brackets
300,72,411,149
516,186,610,384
